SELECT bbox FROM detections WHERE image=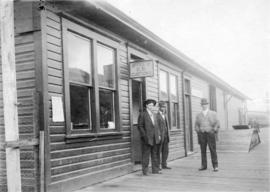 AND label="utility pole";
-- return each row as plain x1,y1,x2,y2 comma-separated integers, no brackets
0,0,22,191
